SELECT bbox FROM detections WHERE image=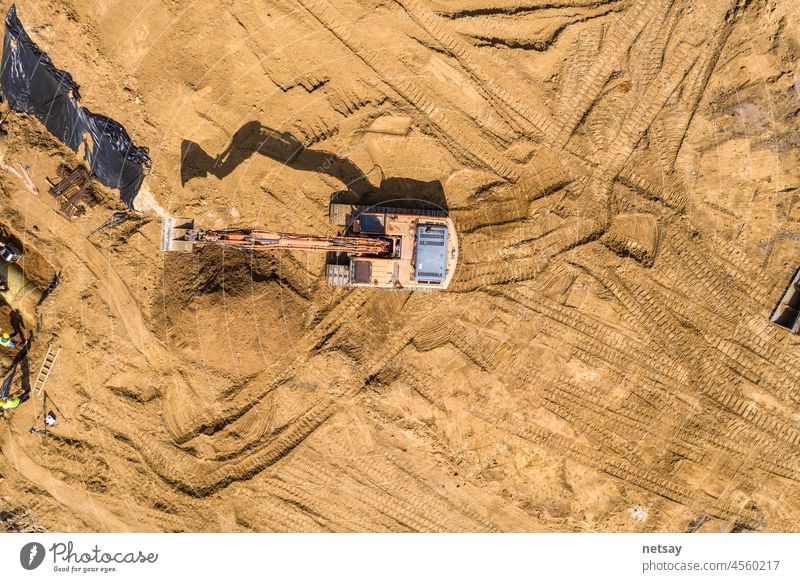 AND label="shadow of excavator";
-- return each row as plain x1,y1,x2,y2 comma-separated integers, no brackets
181,121,372,194
180,121,449,212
